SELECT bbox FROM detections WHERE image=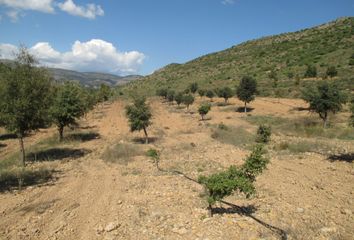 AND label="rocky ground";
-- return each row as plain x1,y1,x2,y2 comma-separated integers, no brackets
0,97,353,240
